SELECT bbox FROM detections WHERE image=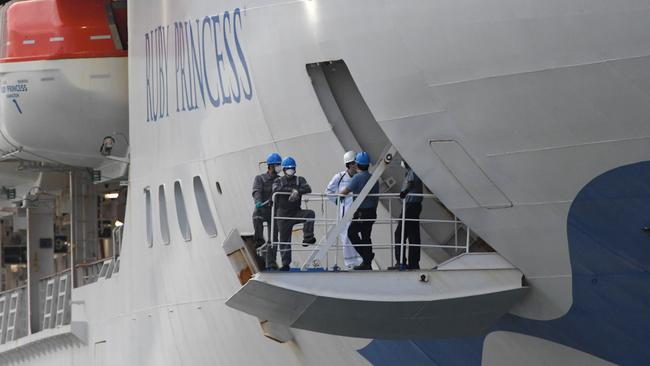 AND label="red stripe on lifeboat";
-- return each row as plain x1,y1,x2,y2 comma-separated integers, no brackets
1,0,127,63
